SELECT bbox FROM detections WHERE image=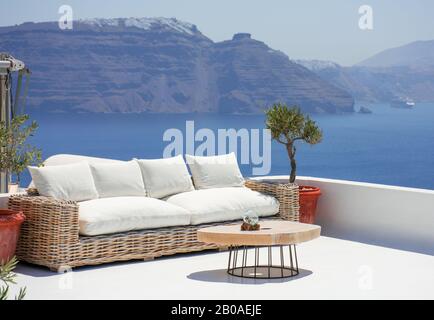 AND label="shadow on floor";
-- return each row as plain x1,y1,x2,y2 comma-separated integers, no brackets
14,249,223,278
15,263,59,278
14,259,149,278
187,268,312,285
